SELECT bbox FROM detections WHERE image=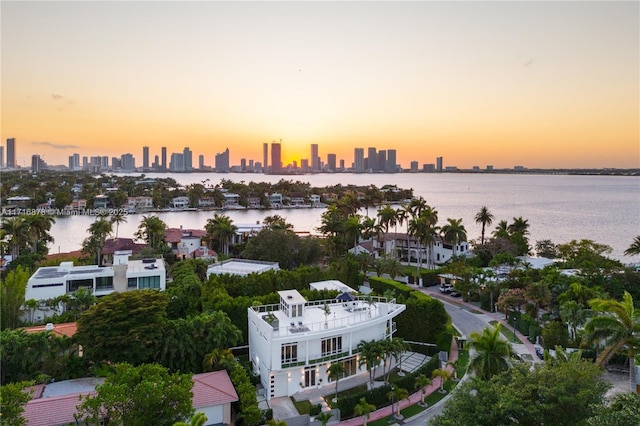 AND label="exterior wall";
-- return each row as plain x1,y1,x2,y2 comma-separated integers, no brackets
197,404,226,425
249,295,404,400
